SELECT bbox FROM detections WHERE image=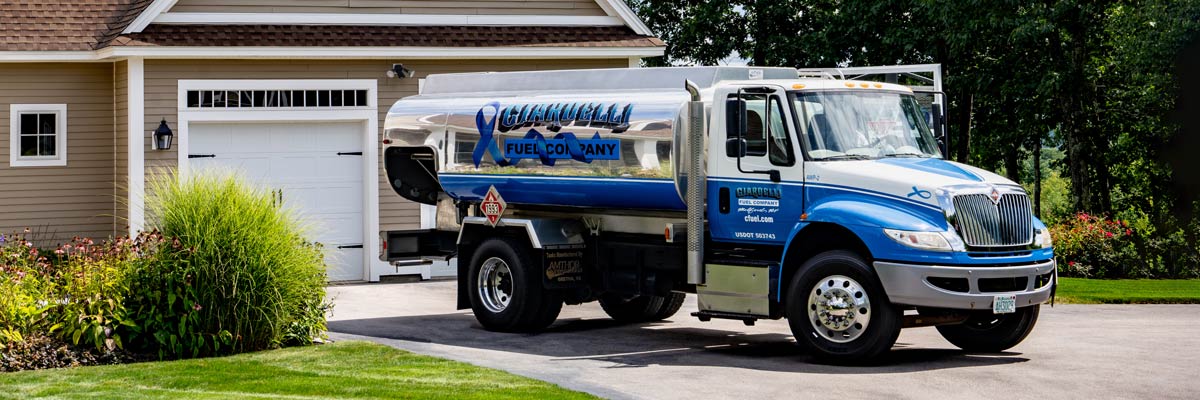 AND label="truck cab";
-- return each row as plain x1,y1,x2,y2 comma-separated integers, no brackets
381,66,1055,363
